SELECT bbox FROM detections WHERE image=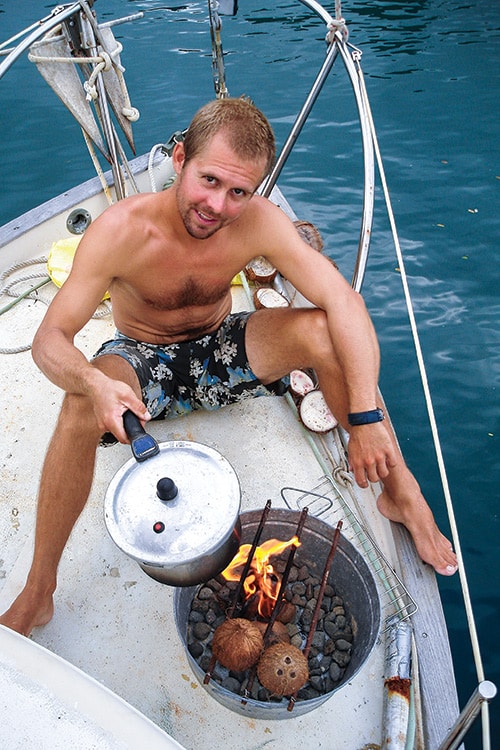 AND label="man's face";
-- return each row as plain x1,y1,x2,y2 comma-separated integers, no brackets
173,133,267,240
